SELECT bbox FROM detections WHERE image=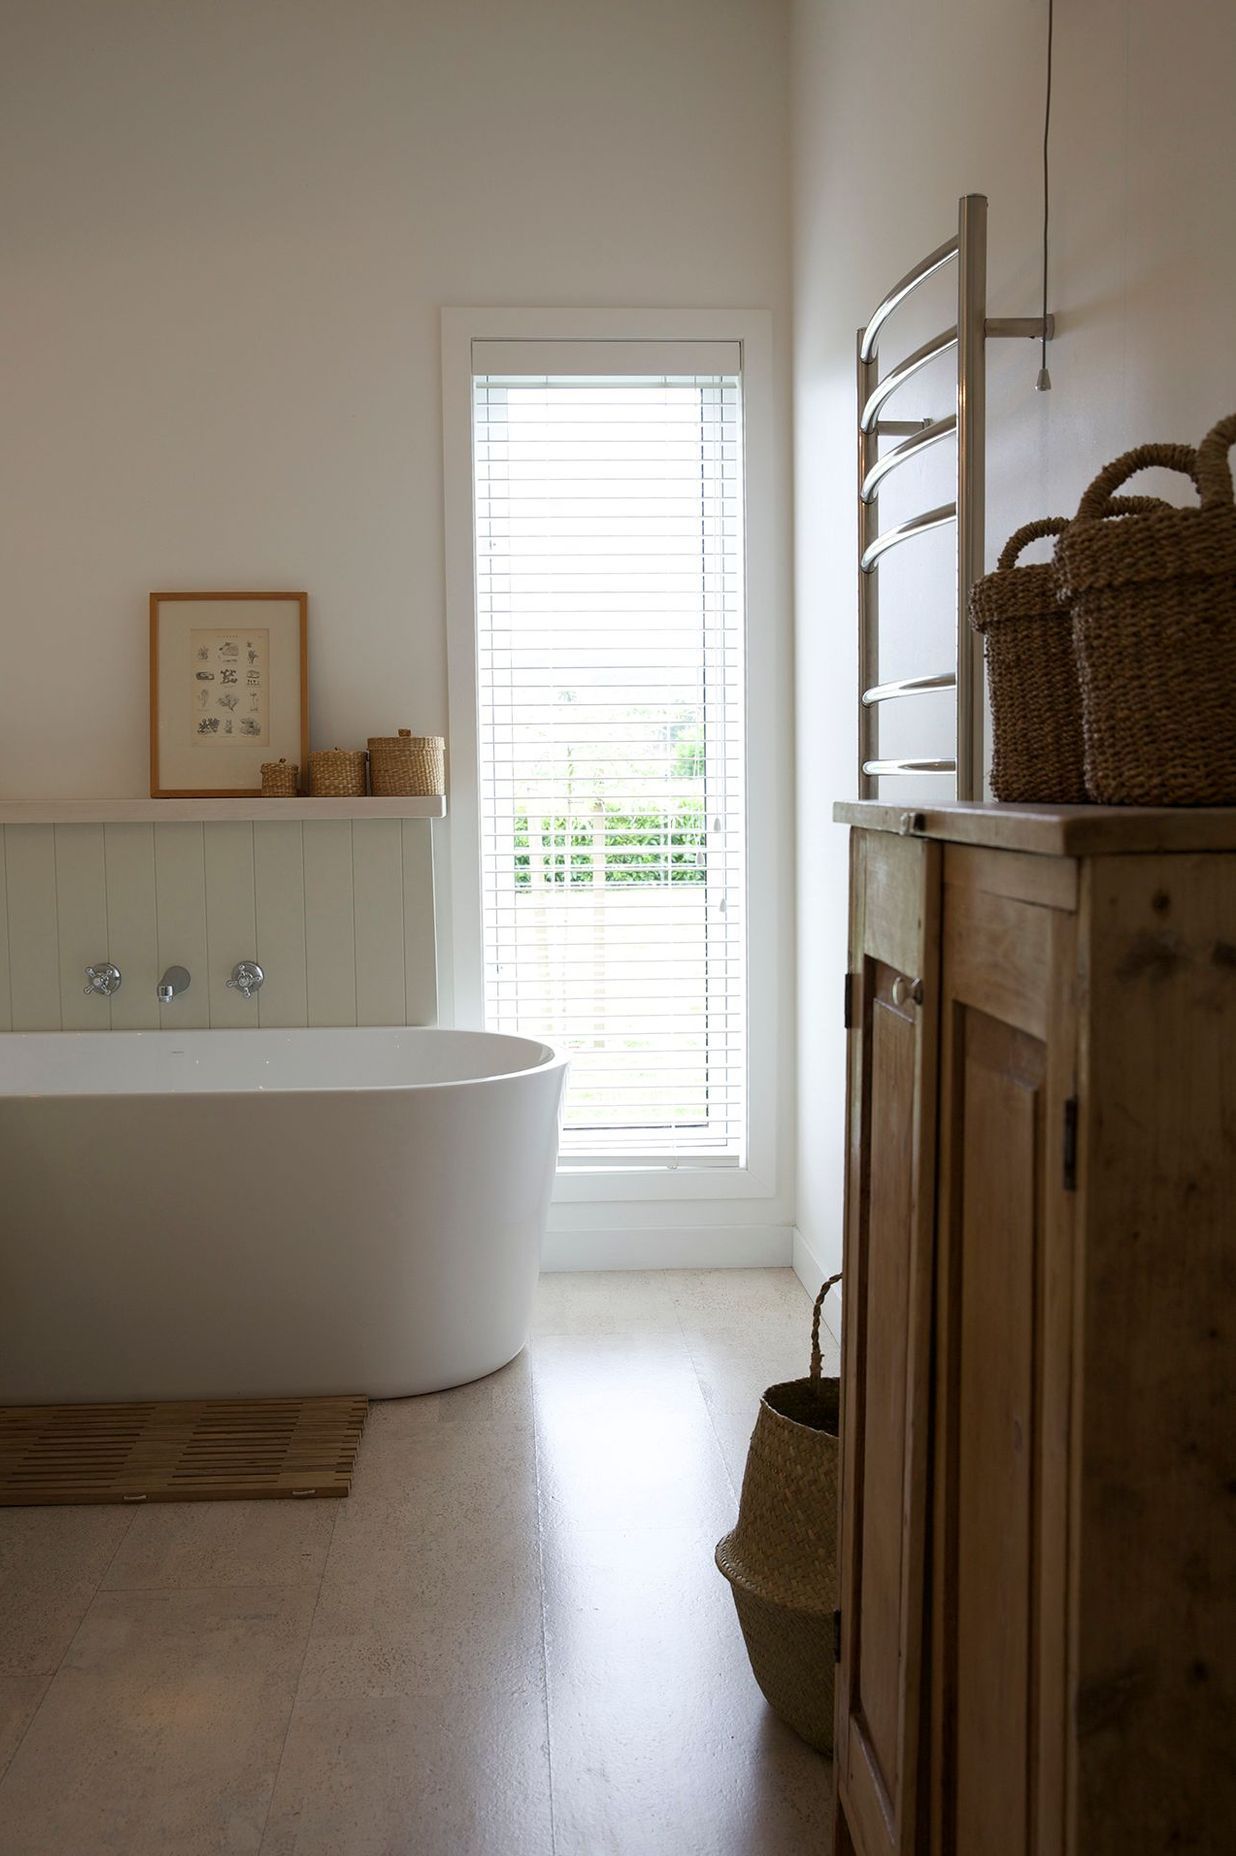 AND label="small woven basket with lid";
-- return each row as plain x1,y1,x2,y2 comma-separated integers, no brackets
308,748,368,798
1055,412,1236,805
970,498,1162,805
715,1273,840,1754
260,758,300,797
368,731,445,797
